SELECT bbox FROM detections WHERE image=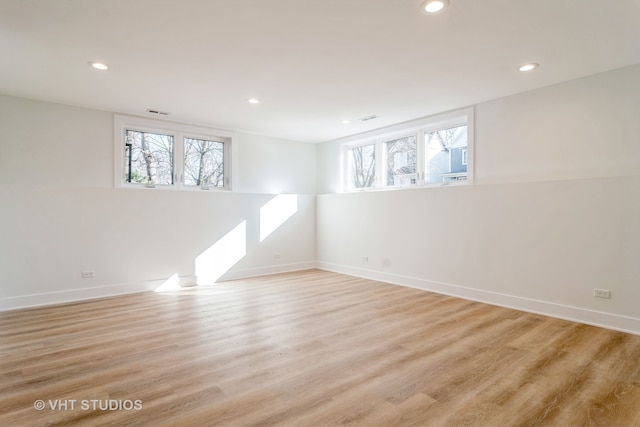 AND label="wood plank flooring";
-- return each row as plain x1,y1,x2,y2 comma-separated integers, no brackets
1,269,640,426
